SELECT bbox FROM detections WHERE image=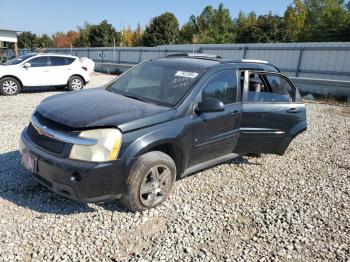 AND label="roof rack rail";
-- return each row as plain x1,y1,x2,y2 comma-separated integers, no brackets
166,53,222,59
240,59,268,64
